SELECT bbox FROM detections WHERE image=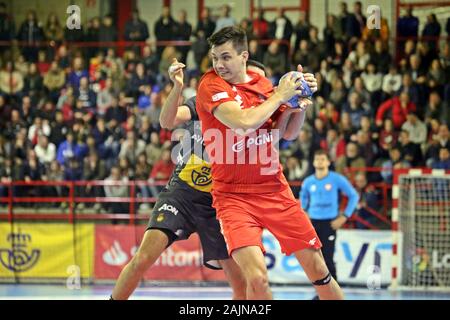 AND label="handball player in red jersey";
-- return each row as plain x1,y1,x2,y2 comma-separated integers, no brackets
196,26,345,300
